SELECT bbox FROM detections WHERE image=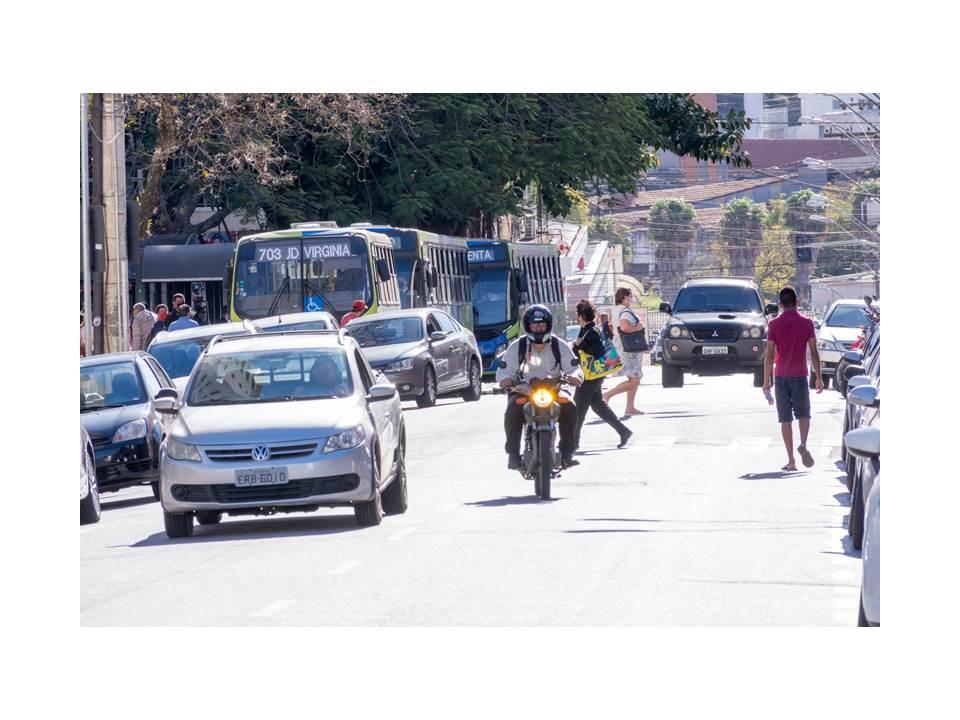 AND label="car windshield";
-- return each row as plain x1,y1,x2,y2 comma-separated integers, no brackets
260,319,333,333
149,336,234,379
187,349,353,405
673,286,763,313
825,304,869,328
80,362,145,411
347,318,424,347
